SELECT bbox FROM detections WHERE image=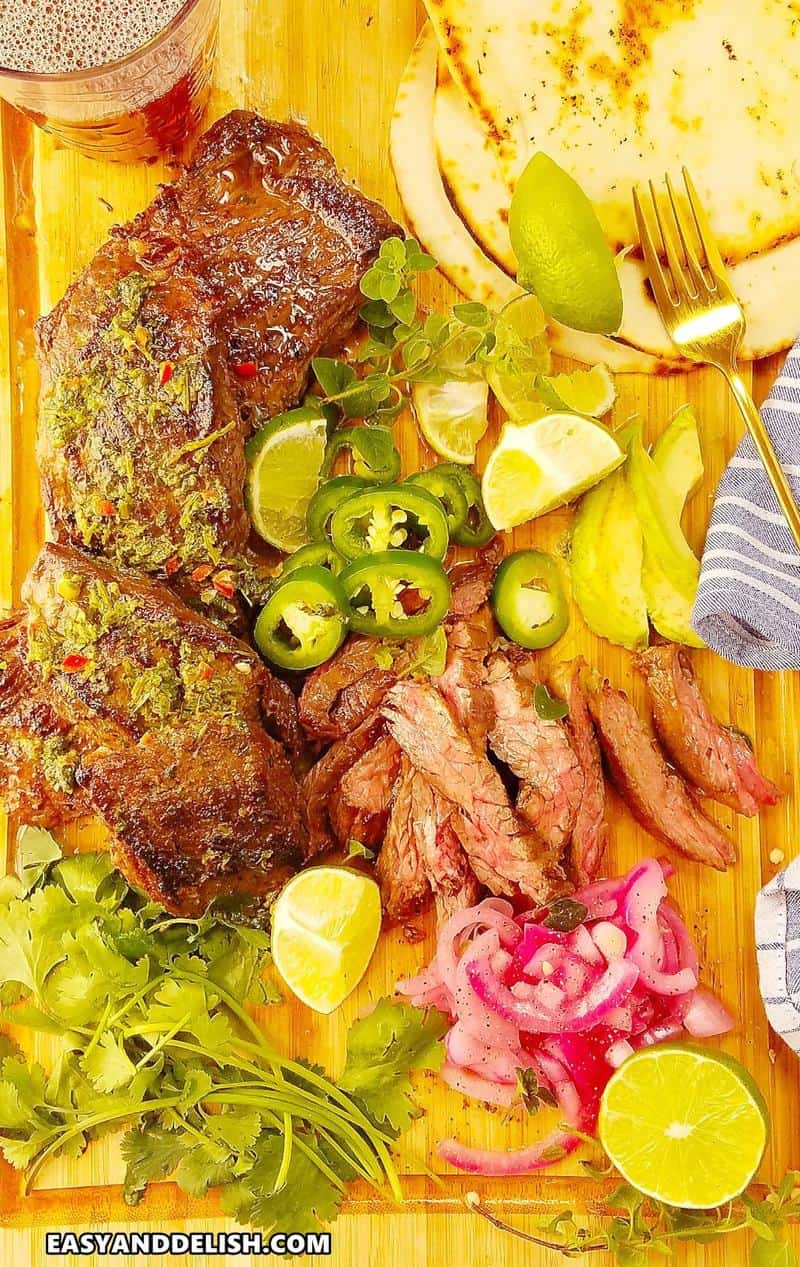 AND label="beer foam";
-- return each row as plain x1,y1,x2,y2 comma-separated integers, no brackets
0,0,187,73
